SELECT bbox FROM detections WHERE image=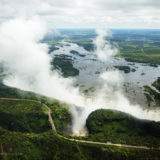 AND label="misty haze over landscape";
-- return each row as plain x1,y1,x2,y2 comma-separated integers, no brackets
0,0,160,160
